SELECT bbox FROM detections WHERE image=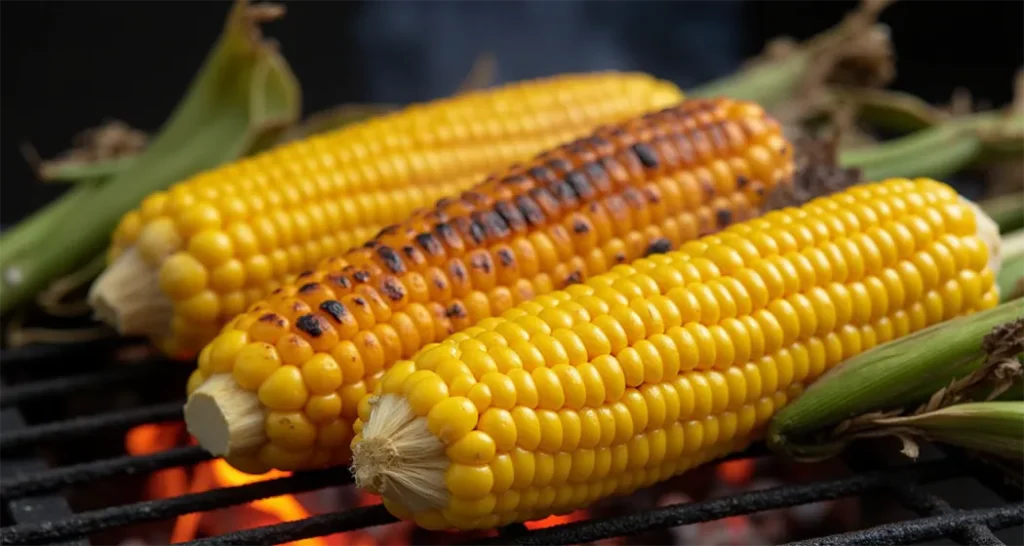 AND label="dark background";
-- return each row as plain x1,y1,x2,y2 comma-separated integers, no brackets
2,0,1021,226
